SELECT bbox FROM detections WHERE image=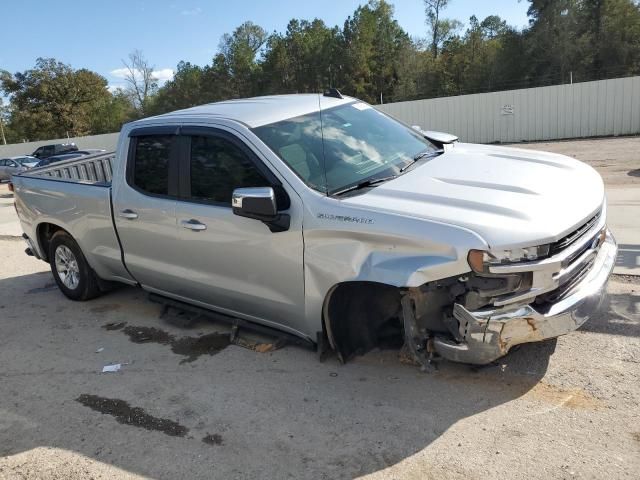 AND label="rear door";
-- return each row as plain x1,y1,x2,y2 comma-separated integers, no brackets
112,127,185,294
172,127,306,334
